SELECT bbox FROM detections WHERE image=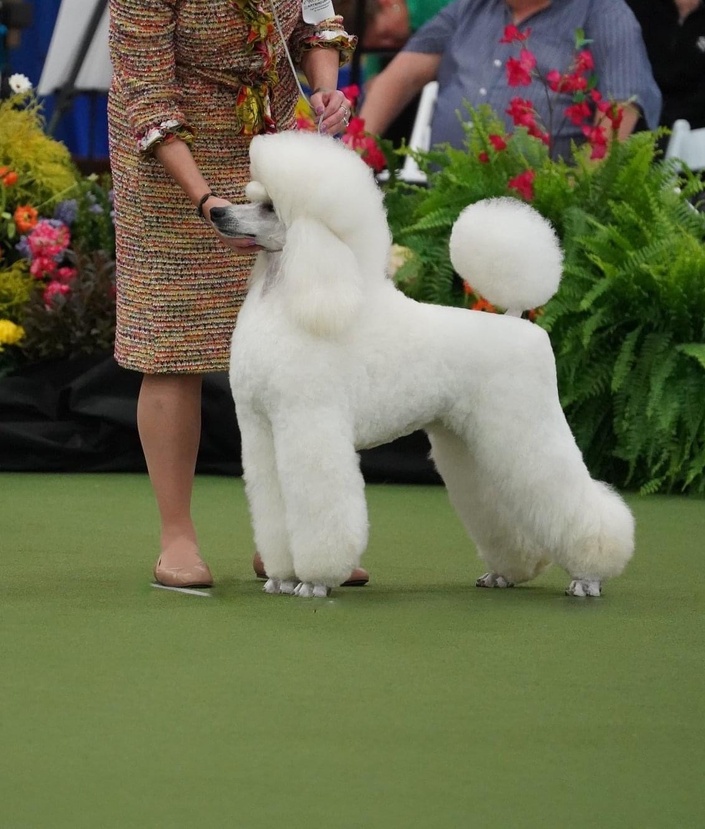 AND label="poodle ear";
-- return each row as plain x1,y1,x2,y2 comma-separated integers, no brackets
281,217,363,338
